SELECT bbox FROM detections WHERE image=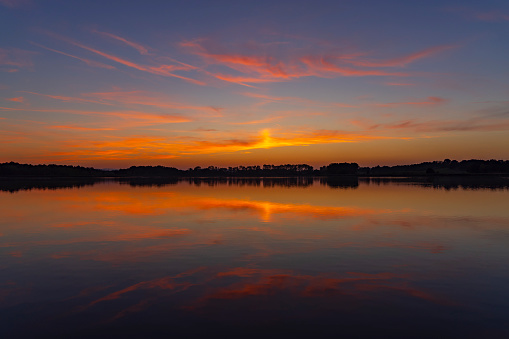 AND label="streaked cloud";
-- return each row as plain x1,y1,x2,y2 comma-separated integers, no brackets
0,47,36,71
300,56,409,77
20,90,222,117
447,7,509,22
352,115,509,133
385,82,415,86
0,106,192,127
181,39,453,86
49,125,117,131
92,30,150,55
374,96,447,107
229,116,285,125
346,45,457,68
83,90,223,115
31,42,116,69
45,32,204,85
